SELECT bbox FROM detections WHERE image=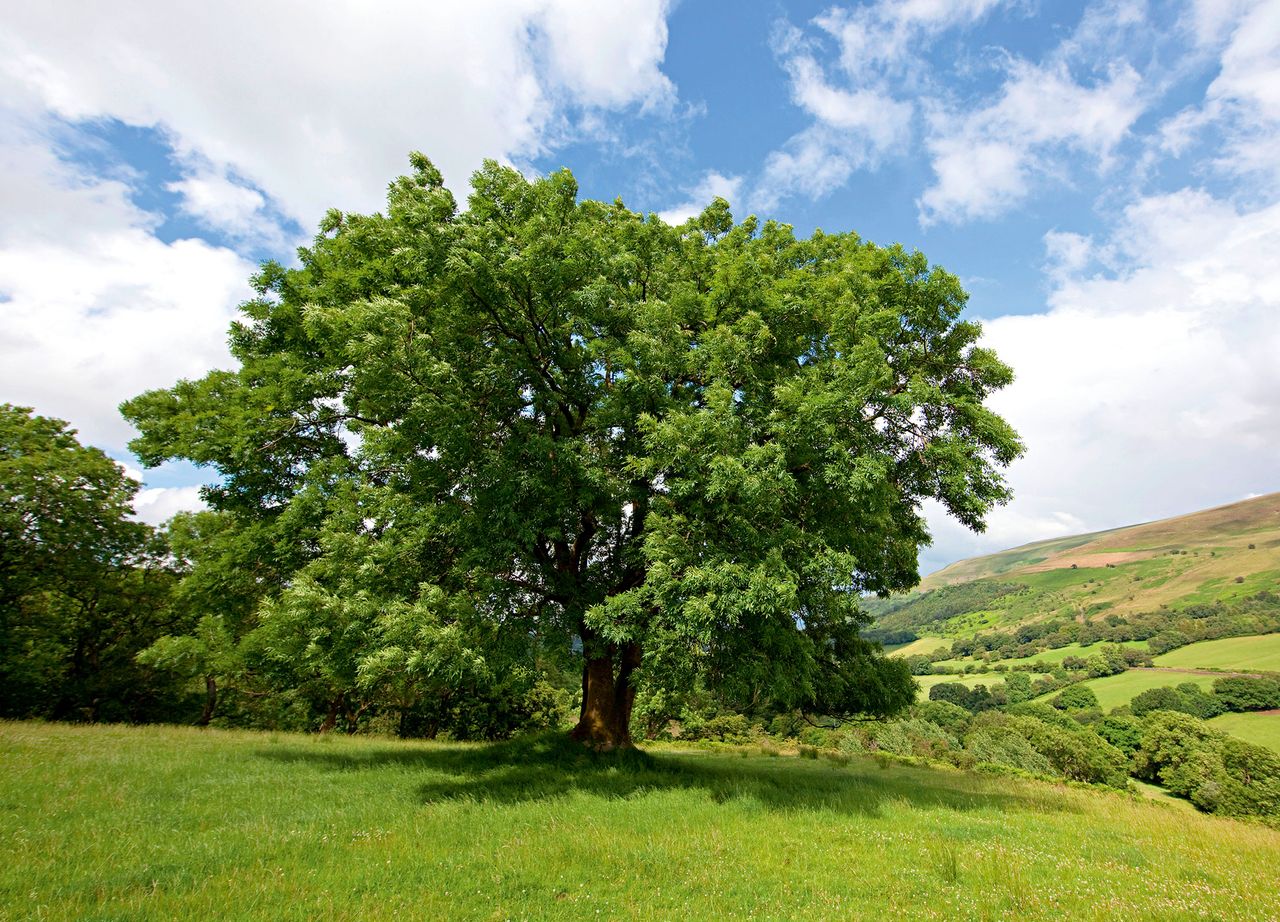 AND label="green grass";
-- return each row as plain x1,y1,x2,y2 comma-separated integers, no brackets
883,636,953,658
3,722,1279,920
1155,634,1280,672
1034,670,1218,711
1211,713,1280,754
914,673,1055,700
935,640,1149,673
